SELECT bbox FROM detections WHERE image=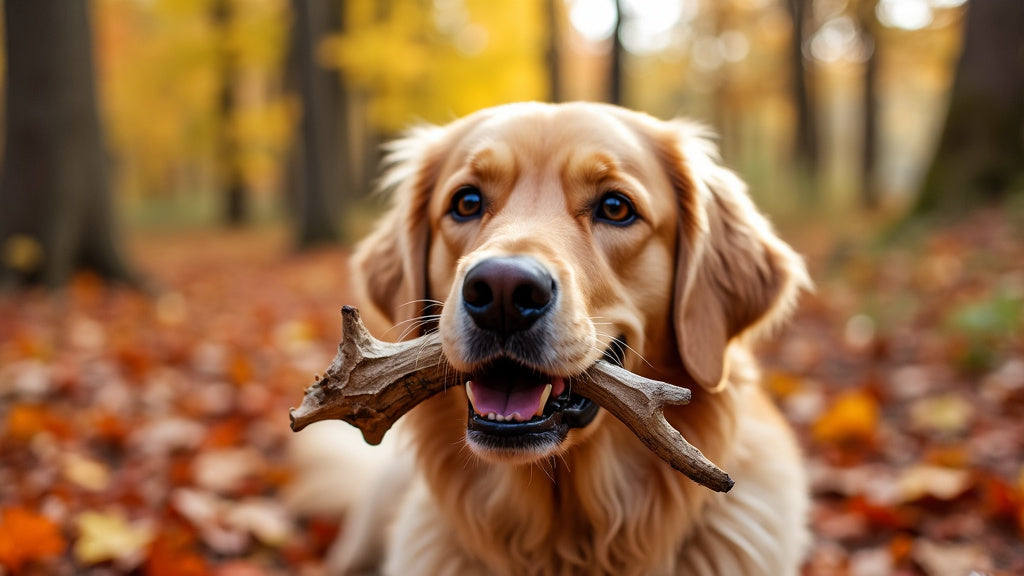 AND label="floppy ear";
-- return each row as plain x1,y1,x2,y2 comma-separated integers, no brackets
349,126,445,339
660,121,811,392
